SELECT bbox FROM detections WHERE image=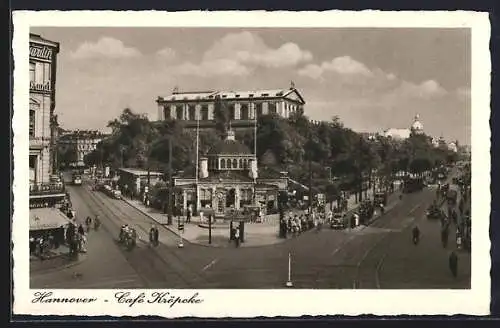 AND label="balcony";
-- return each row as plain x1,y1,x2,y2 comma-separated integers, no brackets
29,182,66,199
29,136,49,149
